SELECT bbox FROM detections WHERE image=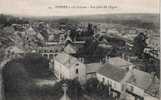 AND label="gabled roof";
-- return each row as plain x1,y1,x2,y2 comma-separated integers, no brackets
64,44,77,54
97,63,128,82
109,57,132,67
86,63,103,74
127,69,160,98
65,36,72,42
64,42,85,54
9,46,24,53
55,52,81,68
127,69,152,90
